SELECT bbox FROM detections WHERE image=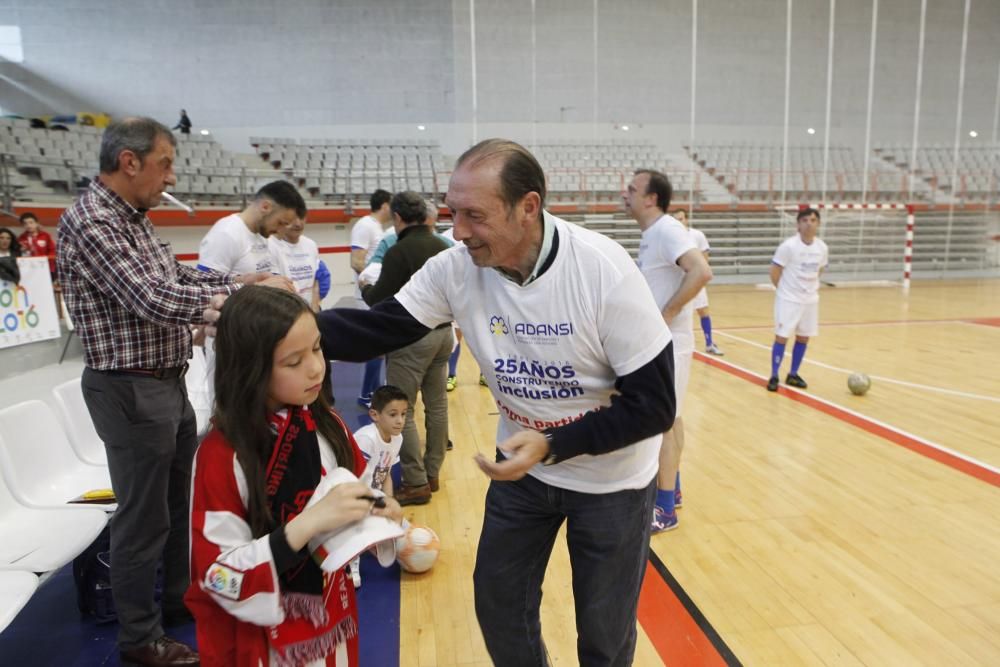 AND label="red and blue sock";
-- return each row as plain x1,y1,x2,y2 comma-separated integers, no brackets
656,487,676,515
